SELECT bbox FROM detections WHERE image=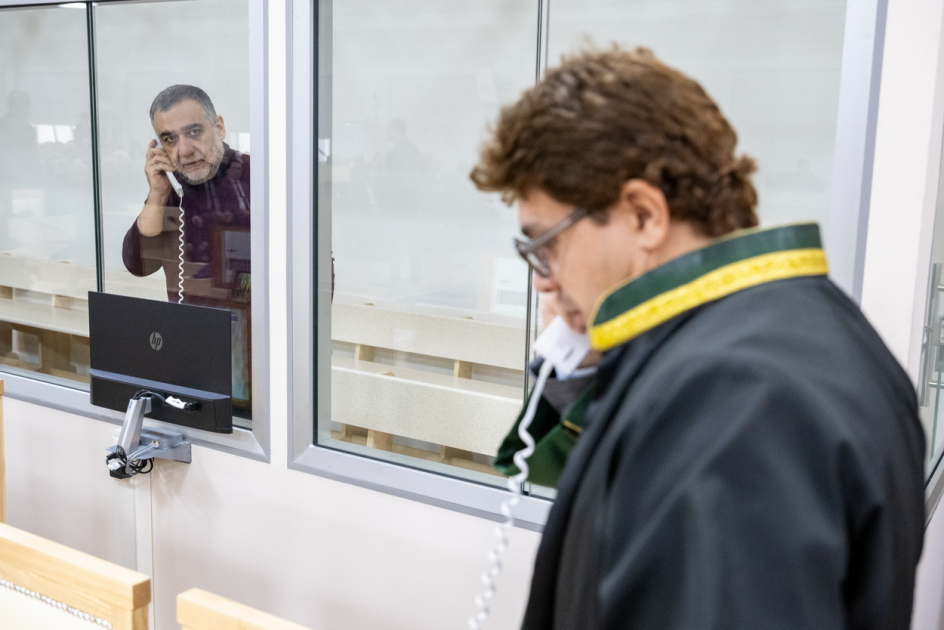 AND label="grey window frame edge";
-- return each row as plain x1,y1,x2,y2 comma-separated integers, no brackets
825,0,887,302
0,0,271,463
285,0,550,531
